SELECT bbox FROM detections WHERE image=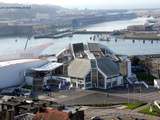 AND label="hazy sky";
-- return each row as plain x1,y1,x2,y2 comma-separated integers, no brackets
1,0,160,9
